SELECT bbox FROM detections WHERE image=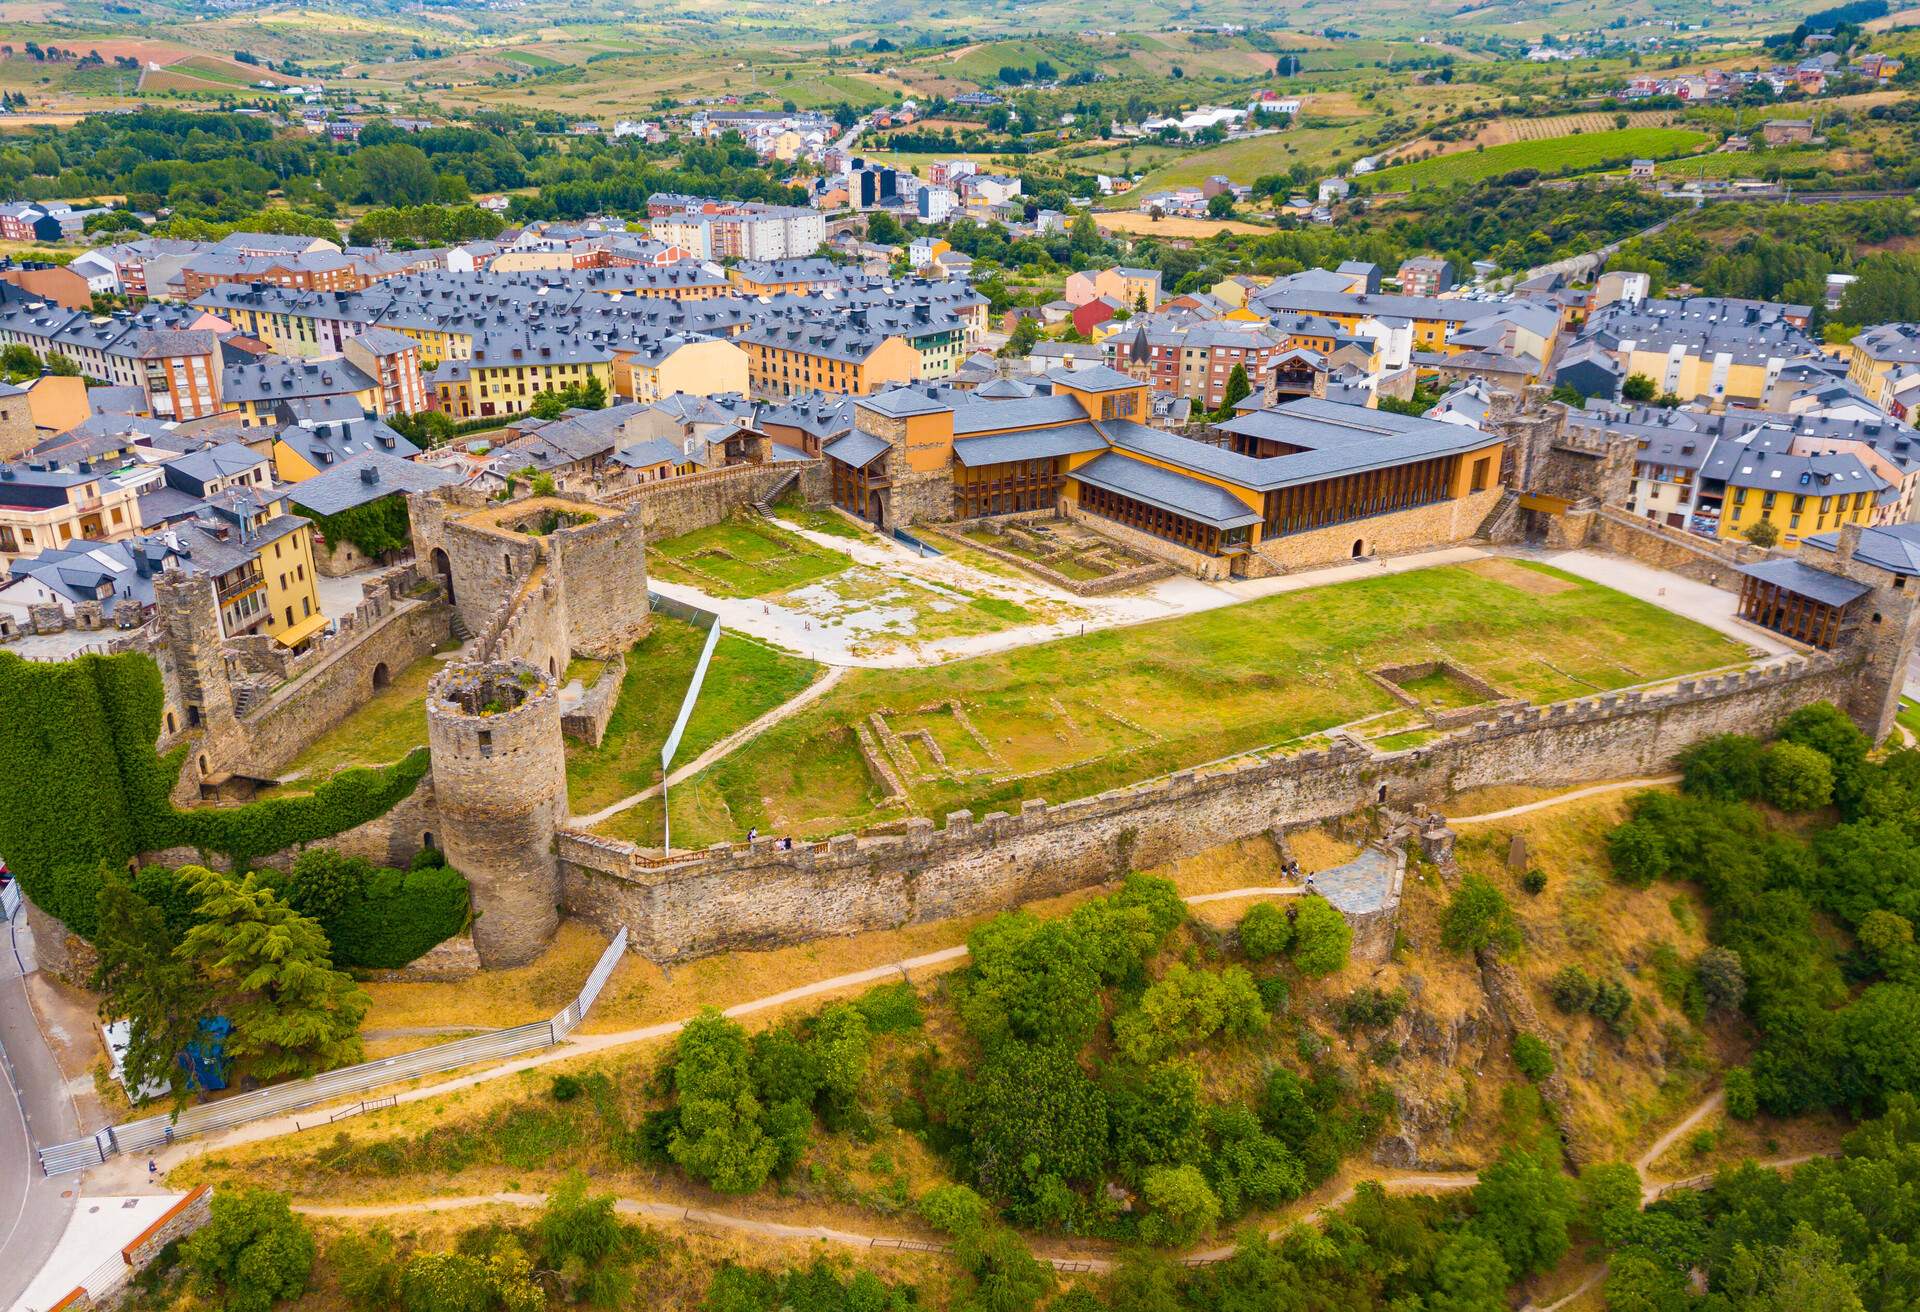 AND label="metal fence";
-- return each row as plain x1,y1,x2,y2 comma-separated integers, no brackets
38,925,629,1176
646,590,719,630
